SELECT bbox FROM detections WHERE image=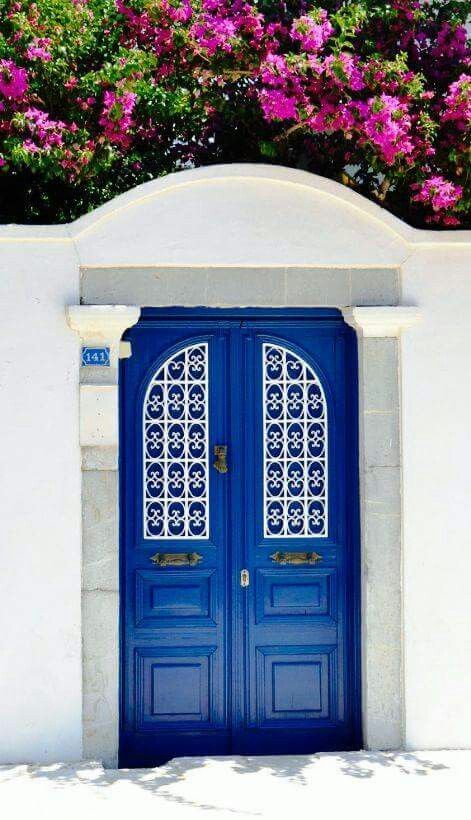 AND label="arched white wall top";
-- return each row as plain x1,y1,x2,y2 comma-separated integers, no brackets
0,164,470,268
72,164,411,267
